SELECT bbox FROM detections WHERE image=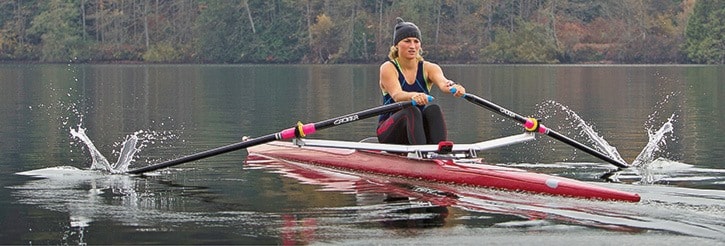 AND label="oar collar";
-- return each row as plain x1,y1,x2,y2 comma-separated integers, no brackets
524,117,544,133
